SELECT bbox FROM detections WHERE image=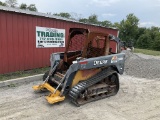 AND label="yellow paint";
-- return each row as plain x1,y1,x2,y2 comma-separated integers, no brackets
32,68,101,104
46,94,65,104
32,83,65,104
71,69,101,87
